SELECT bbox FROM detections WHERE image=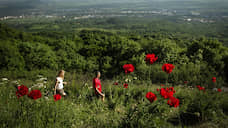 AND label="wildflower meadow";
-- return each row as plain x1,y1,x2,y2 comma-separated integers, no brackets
1,54,228,128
